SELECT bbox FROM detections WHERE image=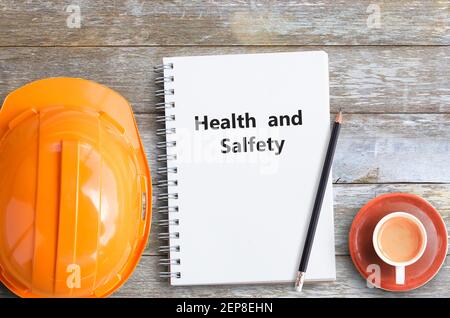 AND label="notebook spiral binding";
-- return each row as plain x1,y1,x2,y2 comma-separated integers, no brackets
154,63,181,280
